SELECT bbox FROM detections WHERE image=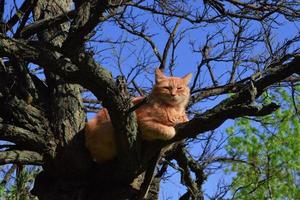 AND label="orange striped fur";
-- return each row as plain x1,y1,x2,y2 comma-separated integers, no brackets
85,69,192,163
